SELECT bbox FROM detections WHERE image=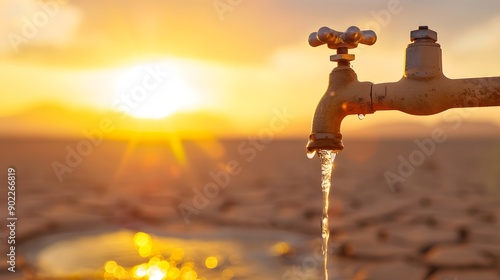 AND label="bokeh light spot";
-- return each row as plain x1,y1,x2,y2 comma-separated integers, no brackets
133,264,148,278
134,232,151,247
167,267,180,279
104,260,118,273
271,241,292,256
204,256,218,269
170,248,184,262
182,270,198,280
